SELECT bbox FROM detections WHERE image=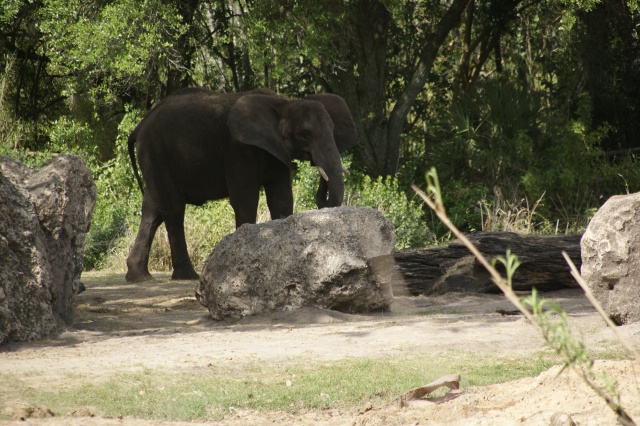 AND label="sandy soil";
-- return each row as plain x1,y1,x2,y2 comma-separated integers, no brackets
1,272,639,425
